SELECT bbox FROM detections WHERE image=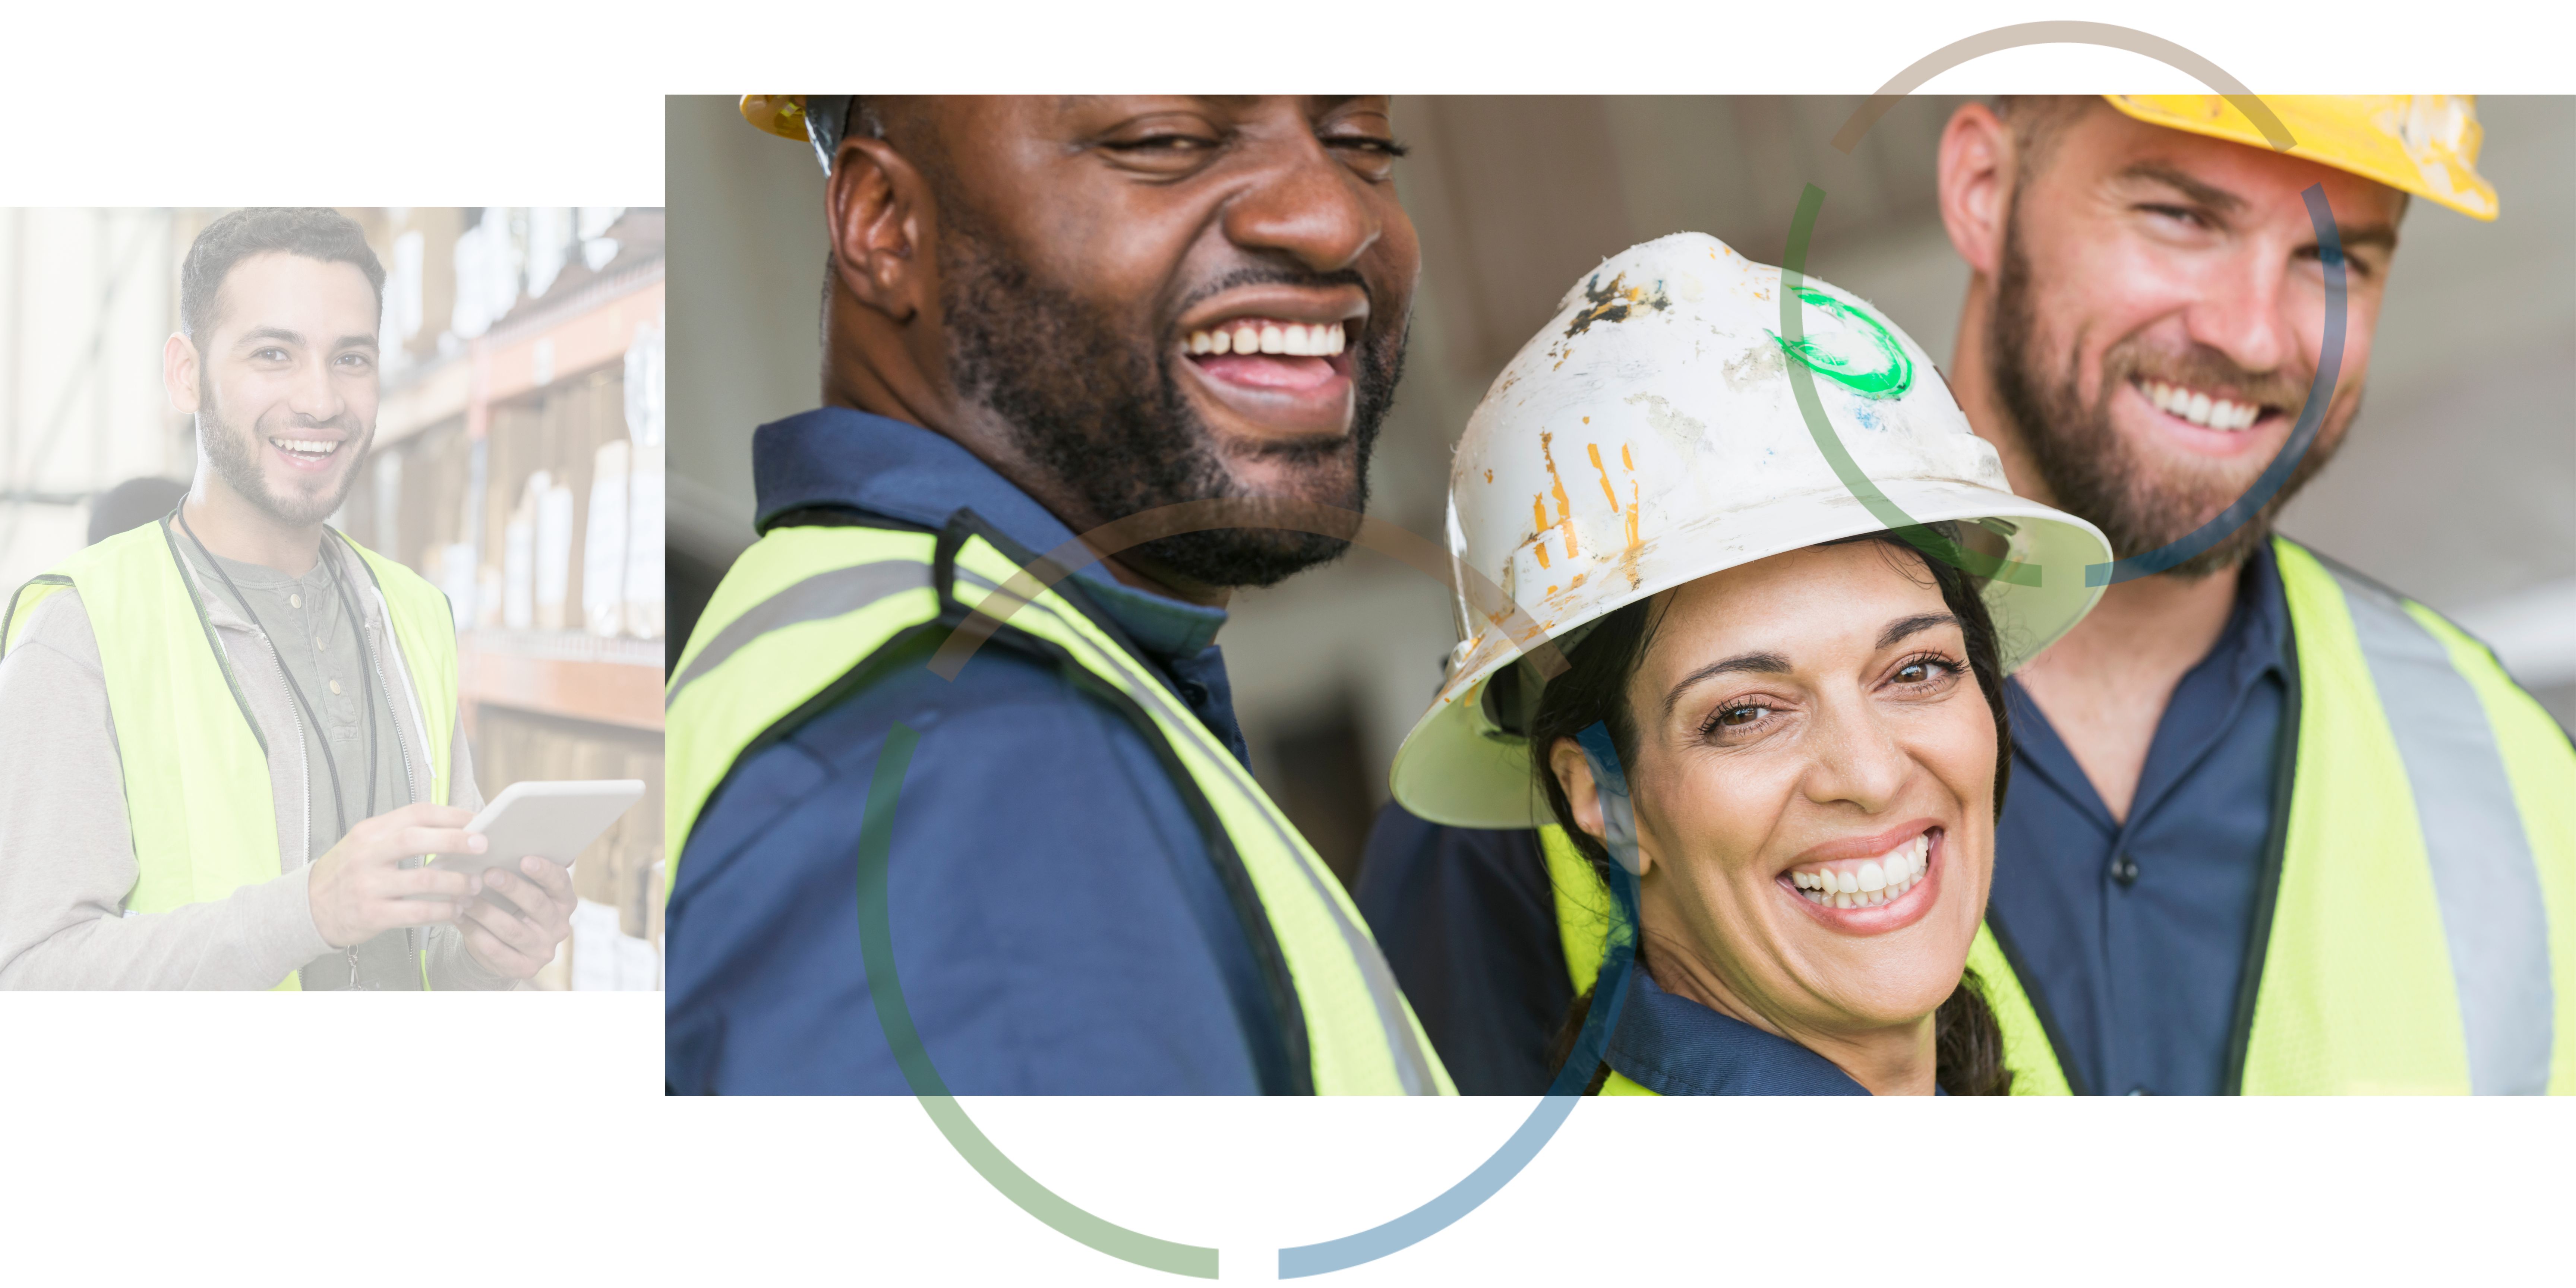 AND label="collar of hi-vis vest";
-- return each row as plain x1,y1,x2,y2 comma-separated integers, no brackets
751,407,1225,660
